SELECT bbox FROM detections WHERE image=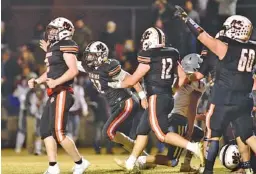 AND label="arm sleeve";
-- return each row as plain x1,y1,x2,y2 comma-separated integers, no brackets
60,40,79,54
137,50,152,64
108,59,122,77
